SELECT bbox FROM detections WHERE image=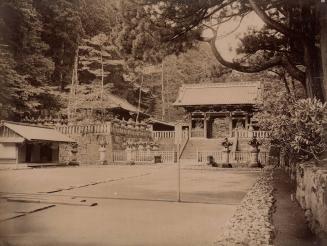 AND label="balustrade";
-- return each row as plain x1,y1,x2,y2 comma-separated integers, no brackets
232,129,270,139
112,150,176,163
152,131,175,139
56,120,152,138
